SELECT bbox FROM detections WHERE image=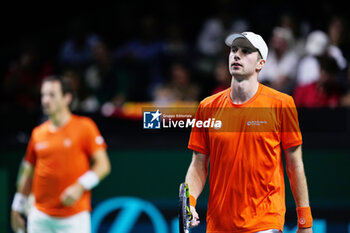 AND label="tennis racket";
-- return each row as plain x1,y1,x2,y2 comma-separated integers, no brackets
179,182,193,233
